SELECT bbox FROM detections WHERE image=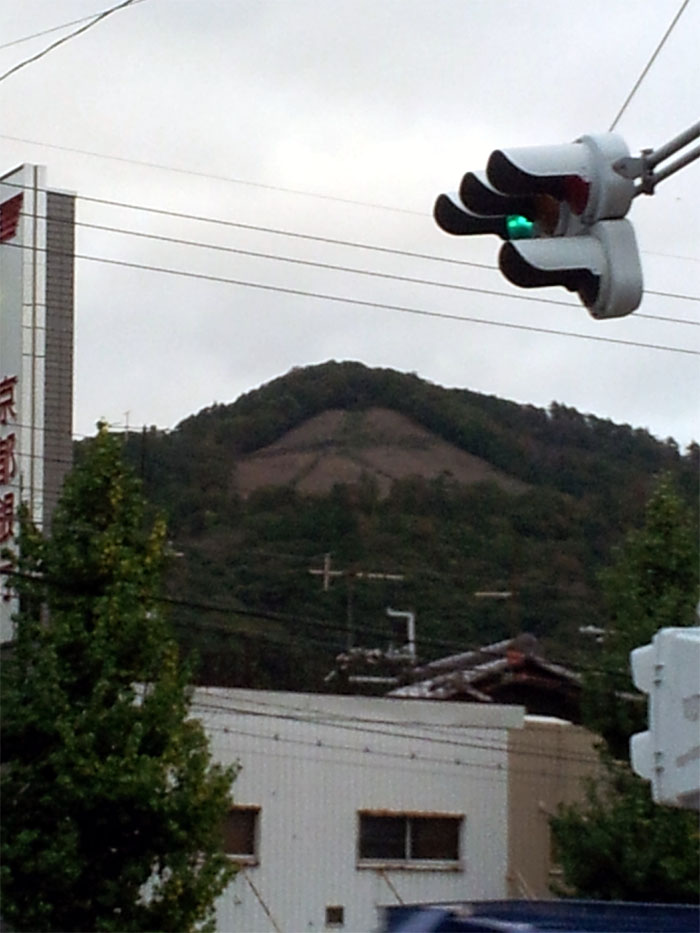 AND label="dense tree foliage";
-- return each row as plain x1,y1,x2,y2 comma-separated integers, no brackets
551,754,699,903
582,474,699,757
1,426,237,933
115,362,696,690
550,475,699,903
